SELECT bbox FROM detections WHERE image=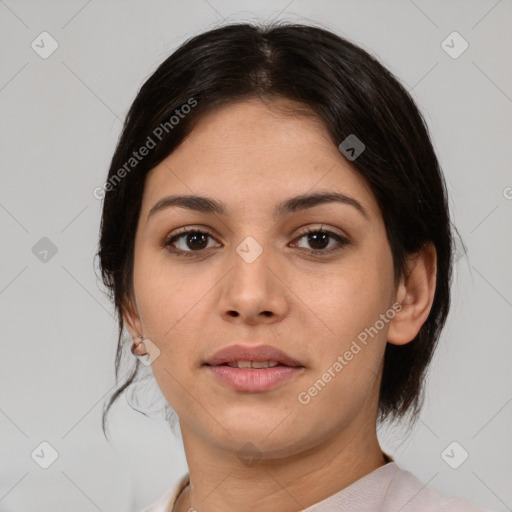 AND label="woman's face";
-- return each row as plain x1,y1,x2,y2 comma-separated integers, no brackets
127,97,401,459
